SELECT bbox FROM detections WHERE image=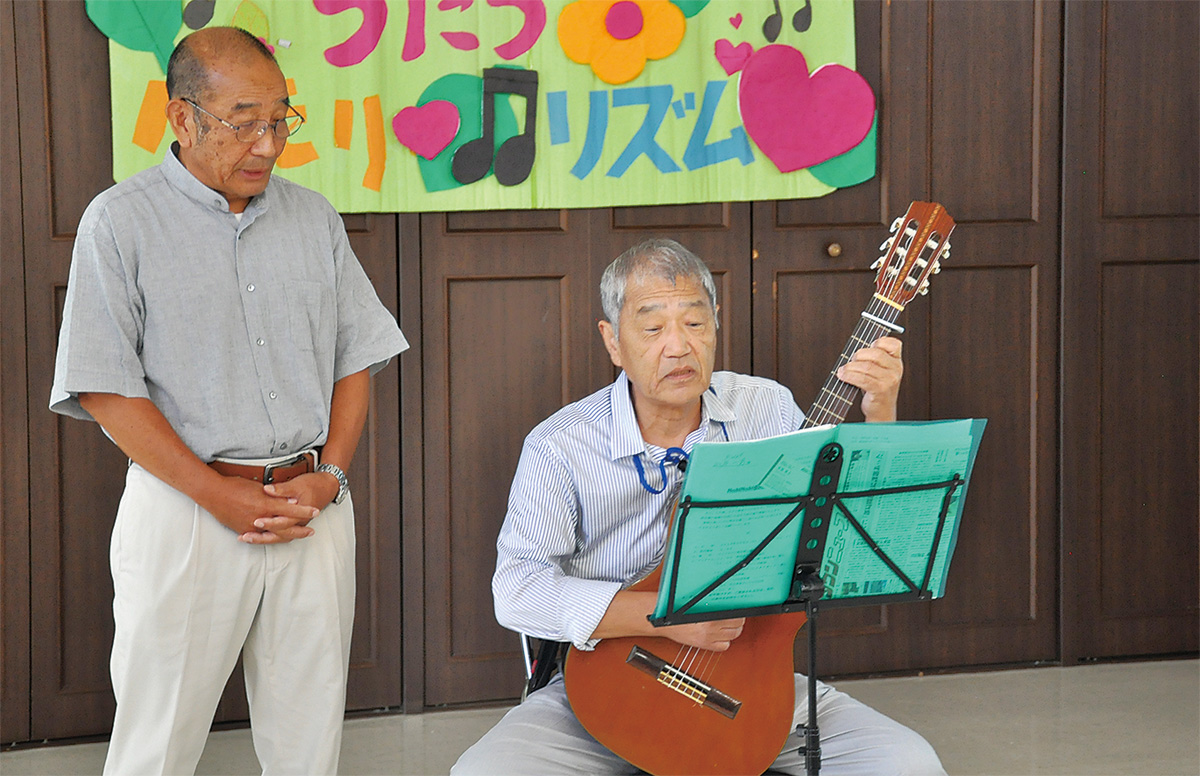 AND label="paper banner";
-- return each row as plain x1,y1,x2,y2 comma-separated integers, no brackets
103,0,877,213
